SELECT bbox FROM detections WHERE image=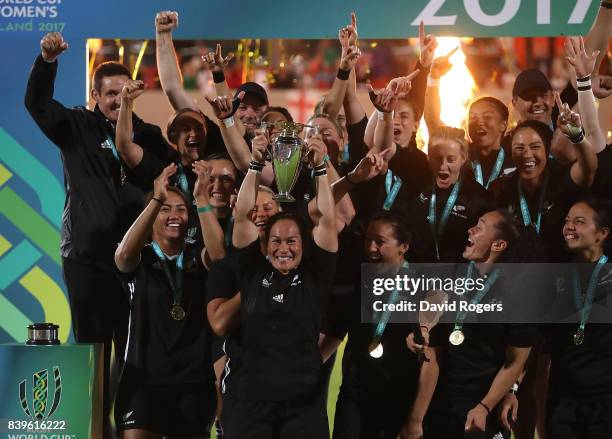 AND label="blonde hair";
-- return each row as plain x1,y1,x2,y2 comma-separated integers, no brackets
257,185,282,211
428,126,470,161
